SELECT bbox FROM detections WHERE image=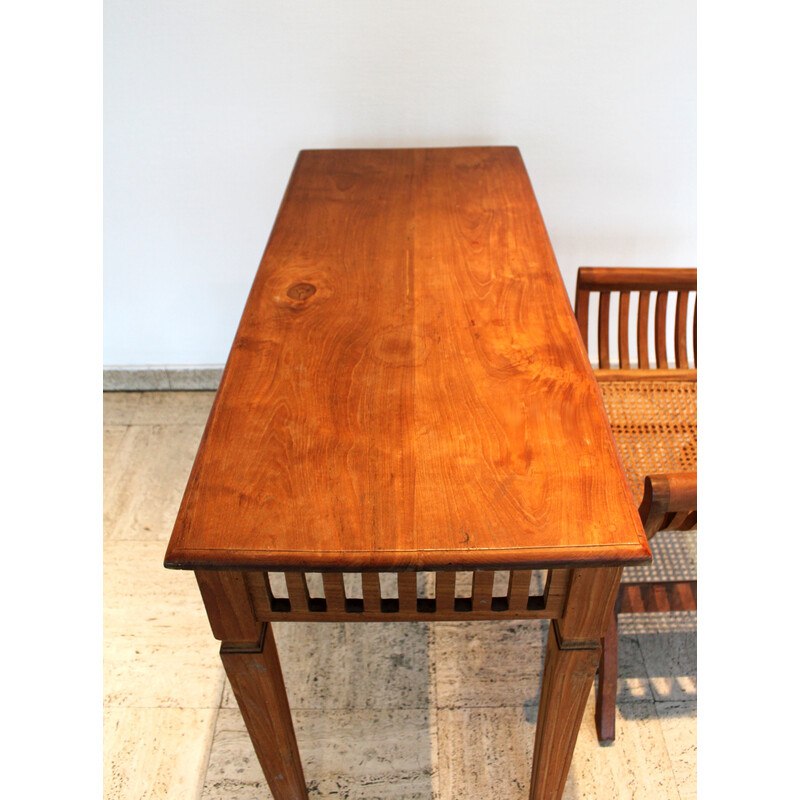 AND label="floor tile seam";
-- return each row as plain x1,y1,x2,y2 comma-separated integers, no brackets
650,698,698,708
635,635,697,699
103,702,225,710
630,632,660,702
197,704,222,800
651,703,693,800
279,704,437,712
434,702,538,711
